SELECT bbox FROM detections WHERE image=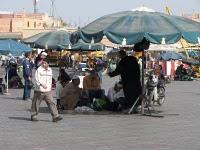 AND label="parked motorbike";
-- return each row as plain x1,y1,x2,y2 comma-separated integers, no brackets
146,73,165,106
